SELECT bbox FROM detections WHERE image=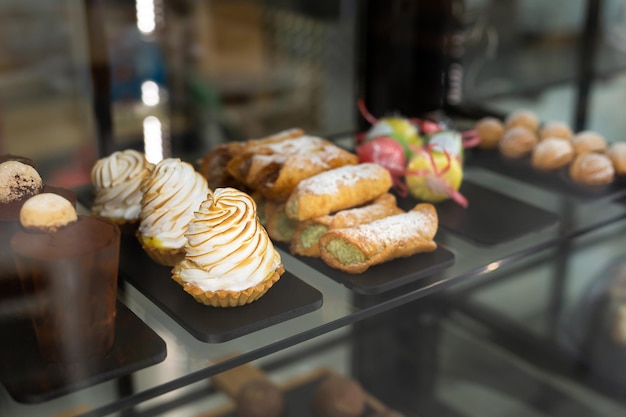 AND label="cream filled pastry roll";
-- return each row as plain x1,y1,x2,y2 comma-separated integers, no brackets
318,203,438,274
91,149,154,231
171,187,284,307
227,132,359,201
285,163,393,221
137,158,209,266
290,193,403,257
